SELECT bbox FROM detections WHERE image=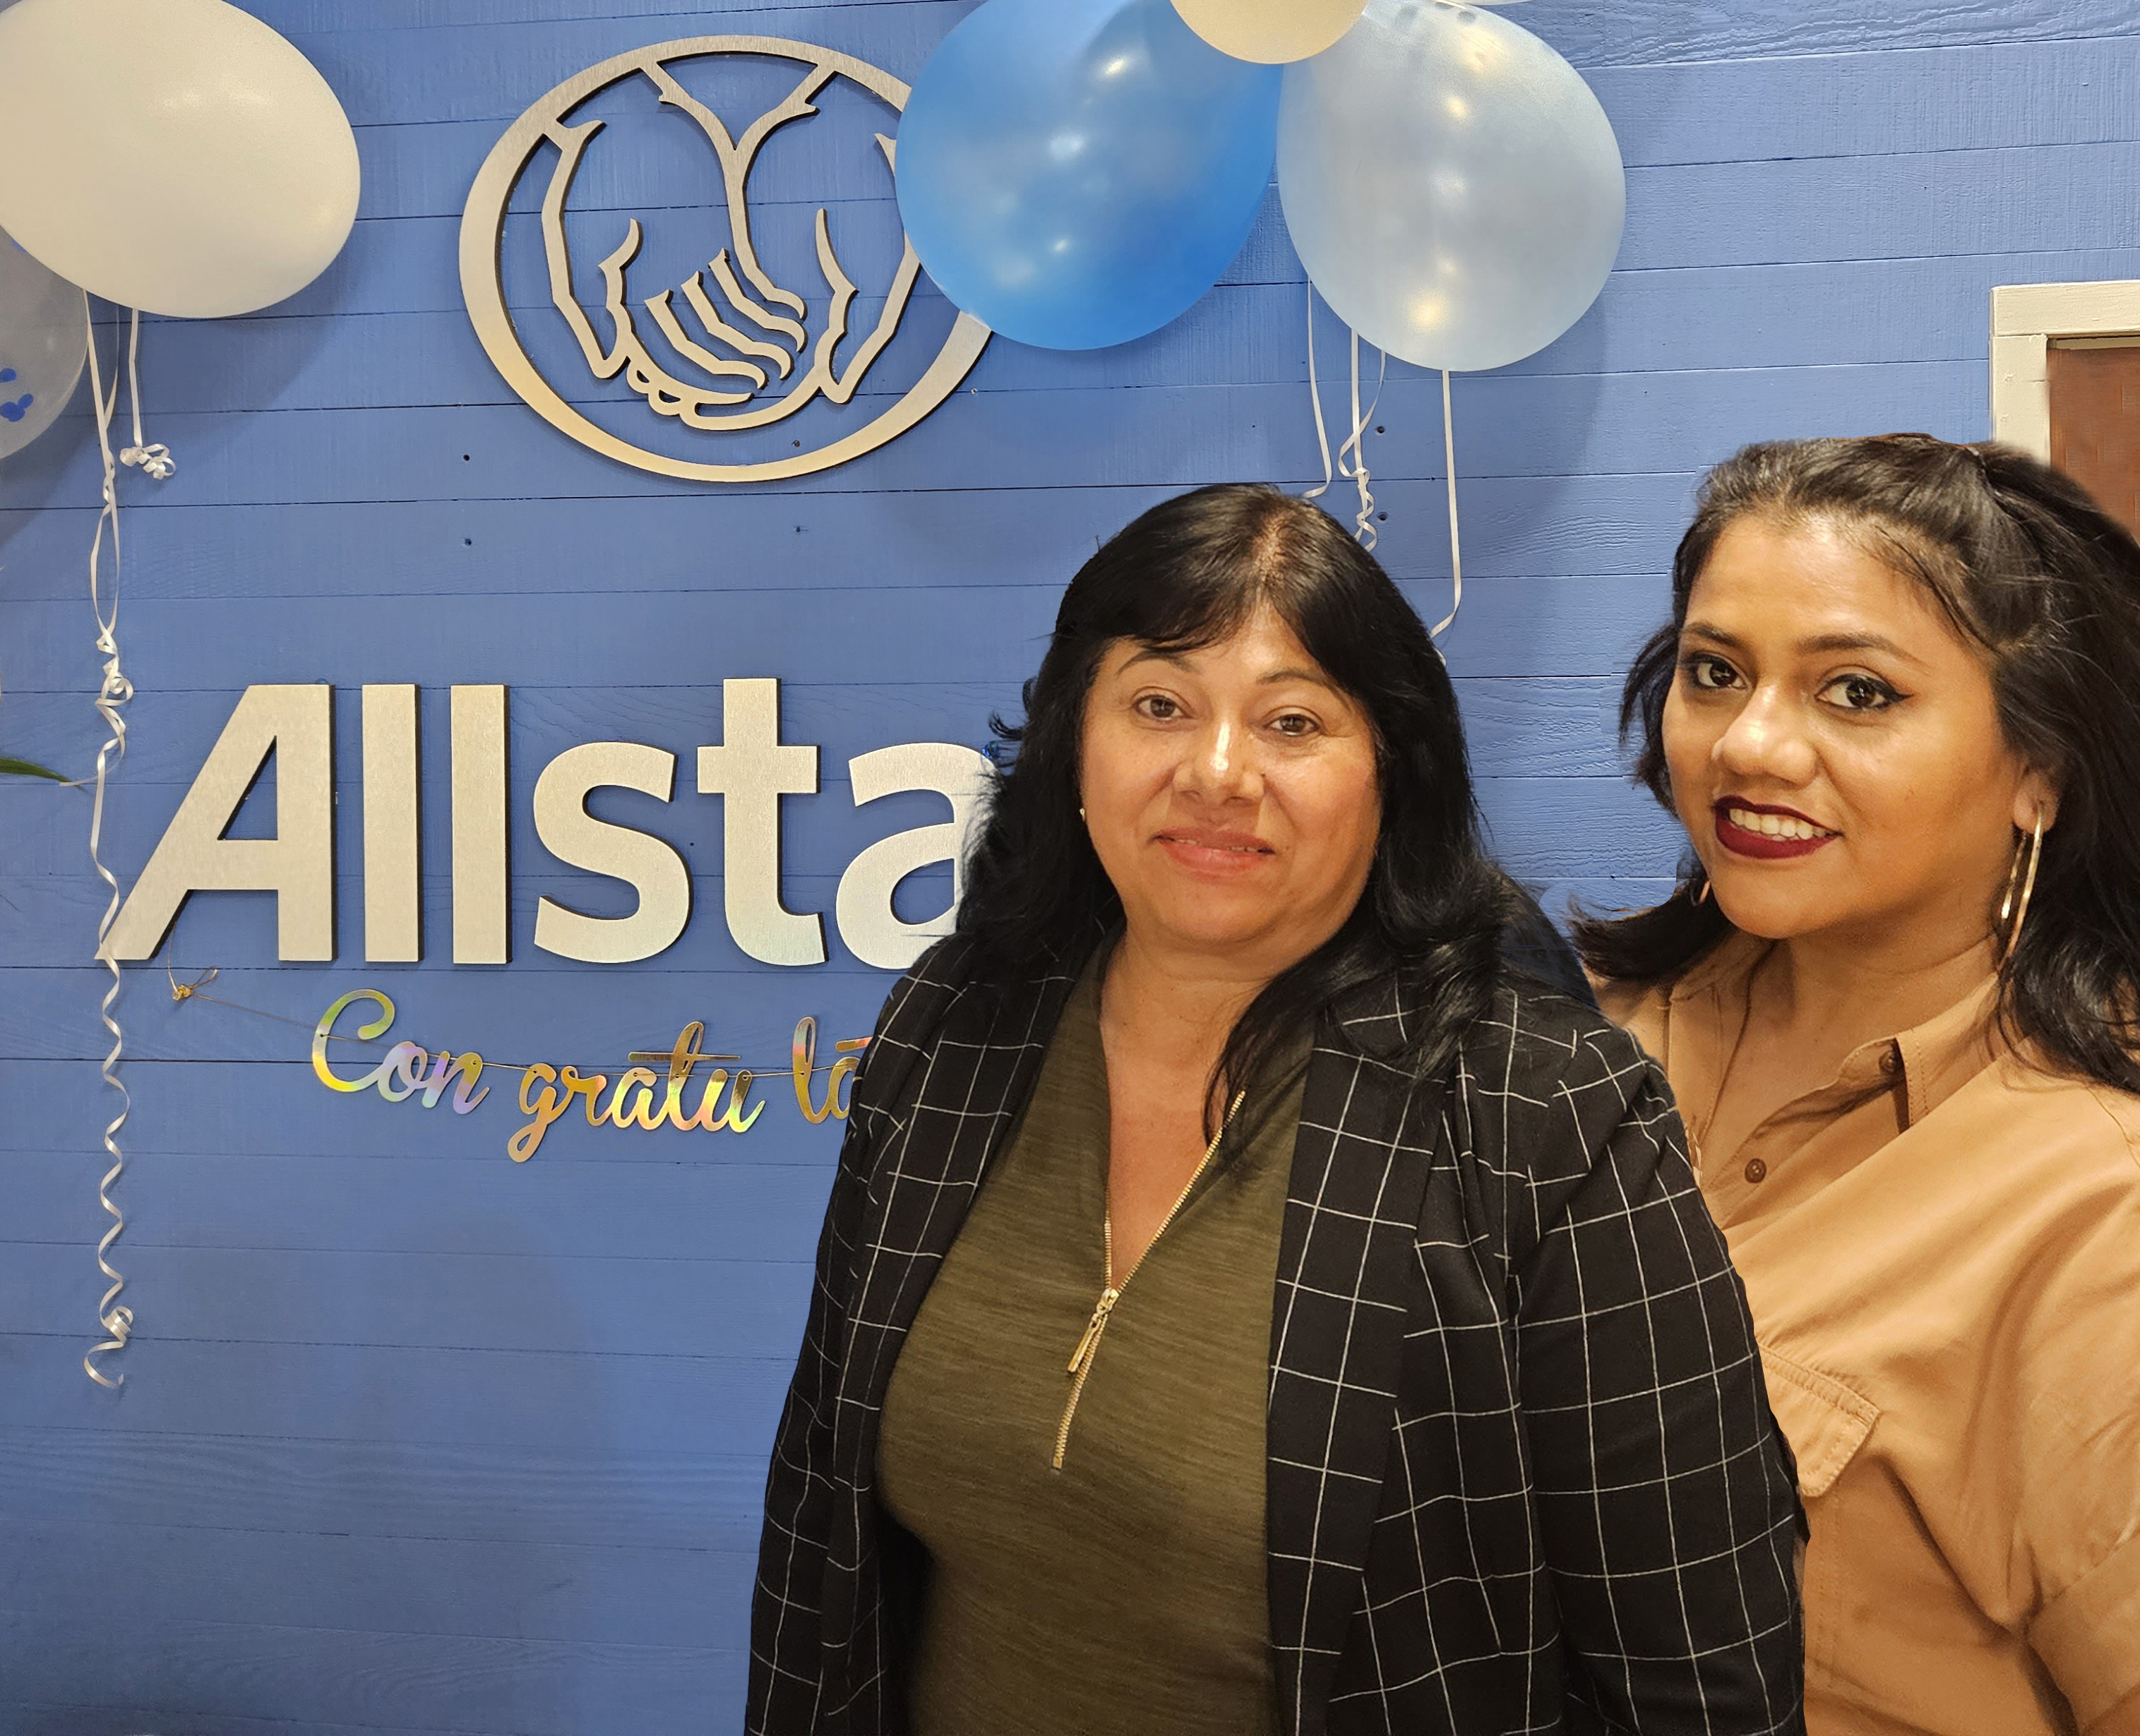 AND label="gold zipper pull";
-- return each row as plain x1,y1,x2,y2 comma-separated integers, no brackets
1067,1286,1119,1375
1051,1090,1246,1471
